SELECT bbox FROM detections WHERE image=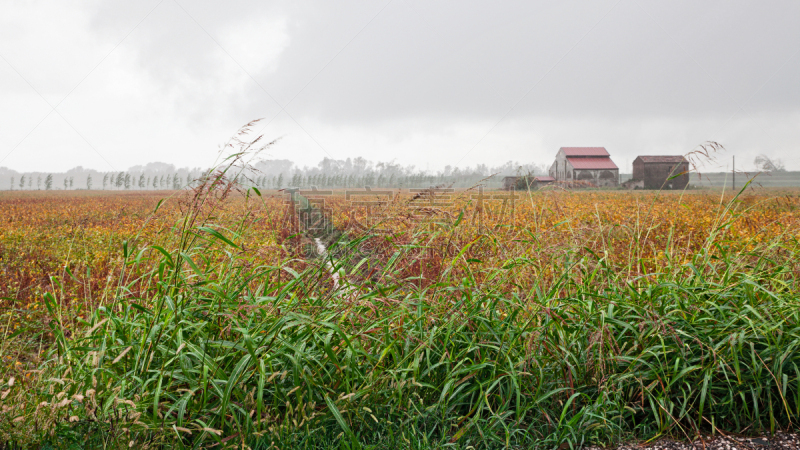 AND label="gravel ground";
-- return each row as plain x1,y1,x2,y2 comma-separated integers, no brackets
585,432,799,449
